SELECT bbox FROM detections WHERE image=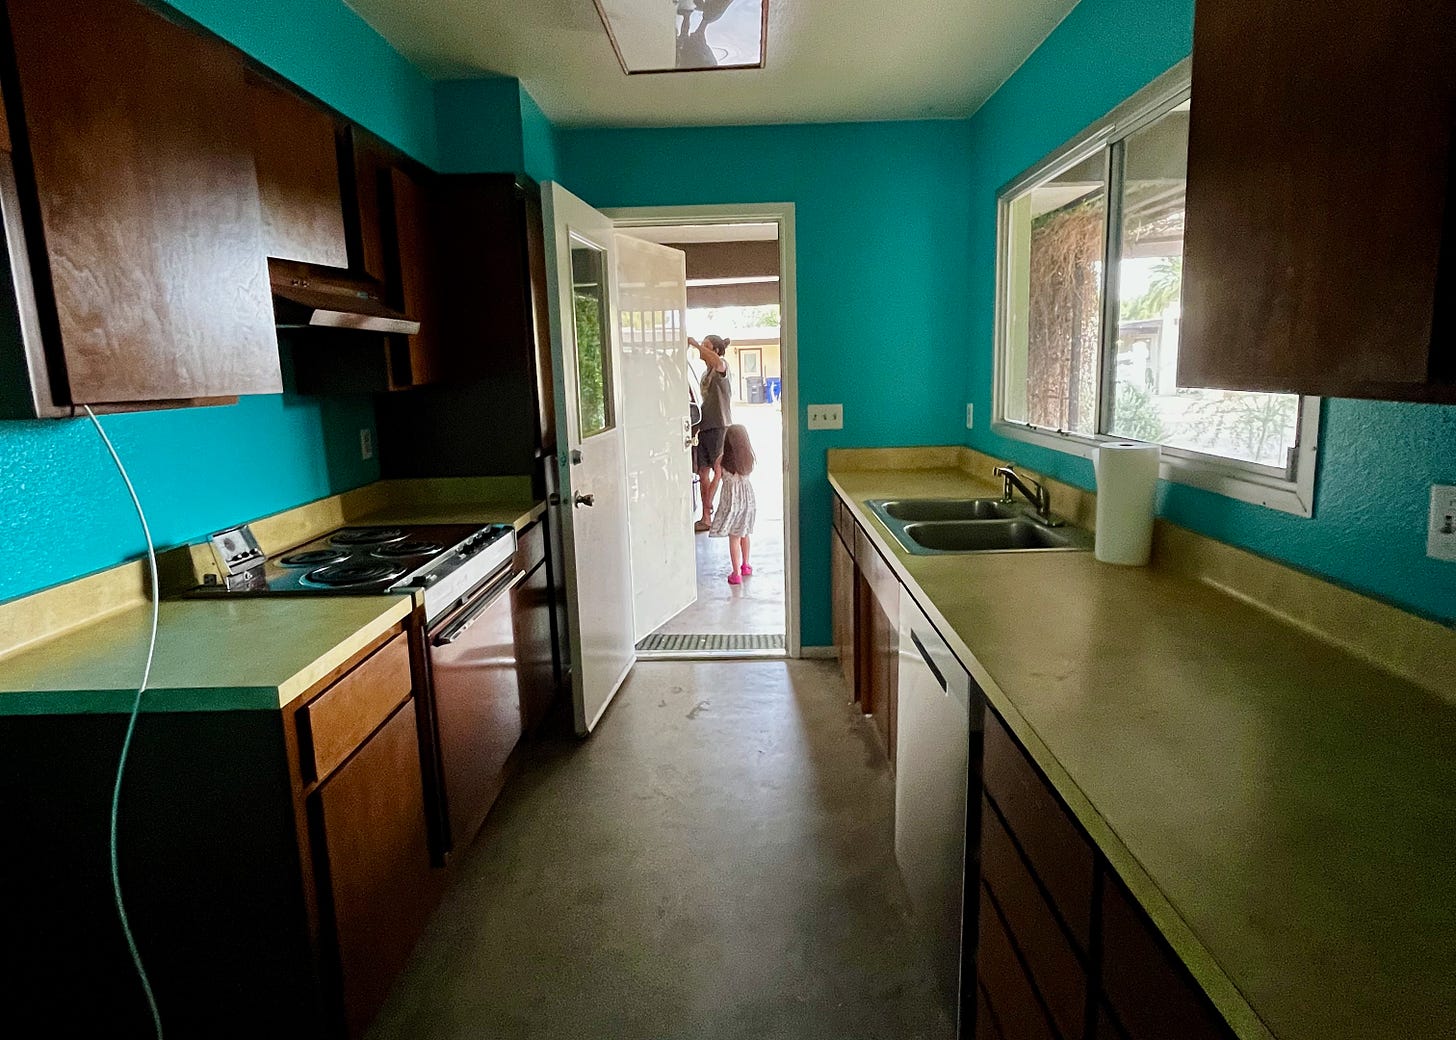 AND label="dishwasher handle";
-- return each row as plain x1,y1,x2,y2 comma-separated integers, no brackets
910,630,947,692
432,569,526,647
